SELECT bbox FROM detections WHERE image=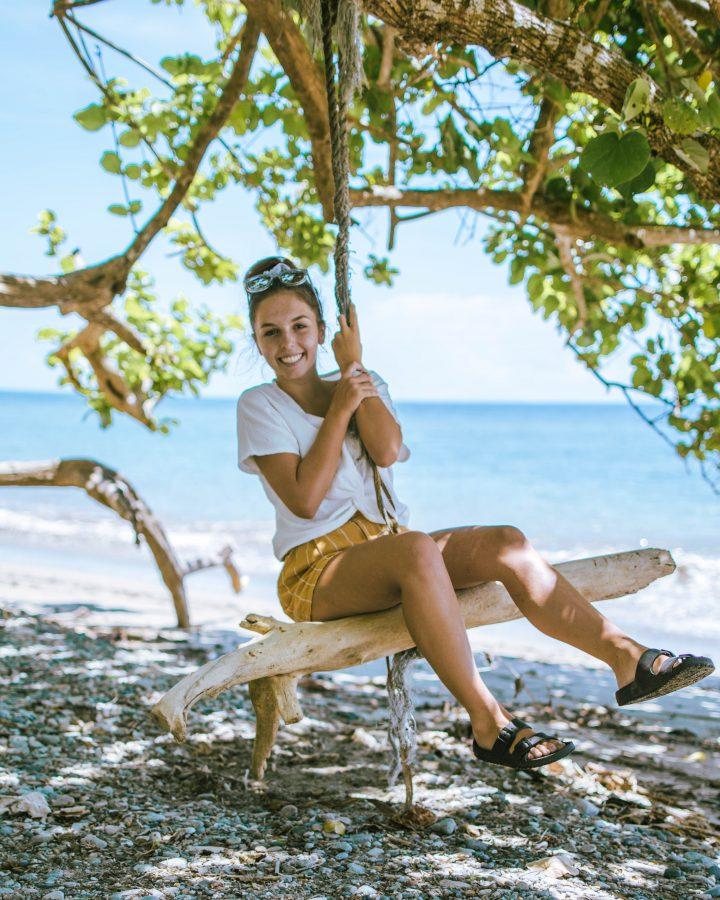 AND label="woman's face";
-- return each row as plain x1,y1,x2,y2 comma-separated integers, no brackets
252,290,325,380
